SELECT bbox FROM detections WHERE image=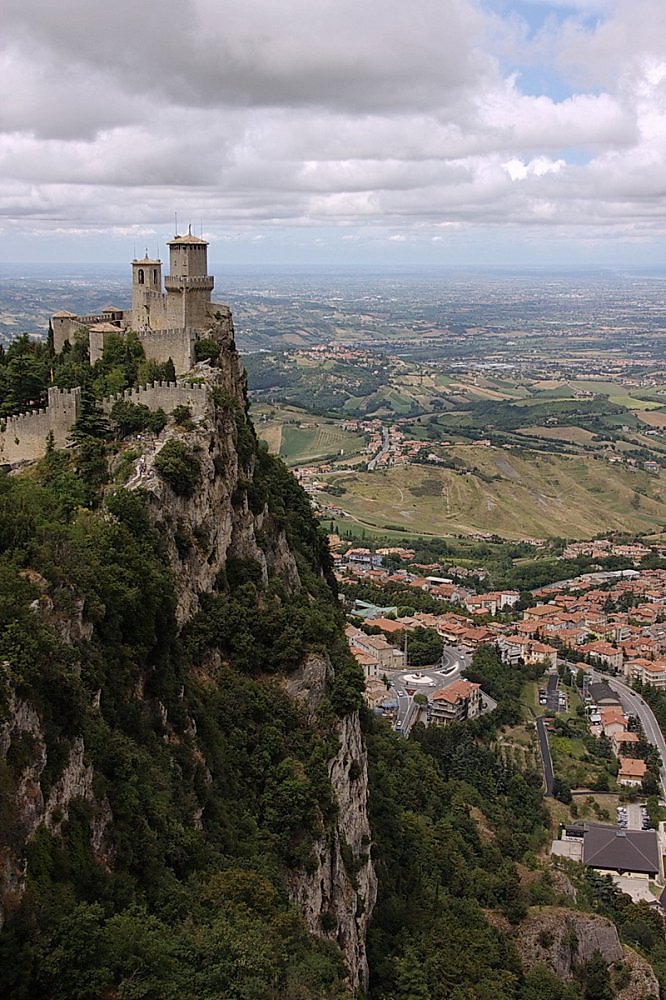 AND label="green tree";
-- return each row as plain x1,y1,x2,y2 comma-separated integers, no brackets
583,950,612,1000
154,439,200,496
406,627,443,667
393,948,431,1000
